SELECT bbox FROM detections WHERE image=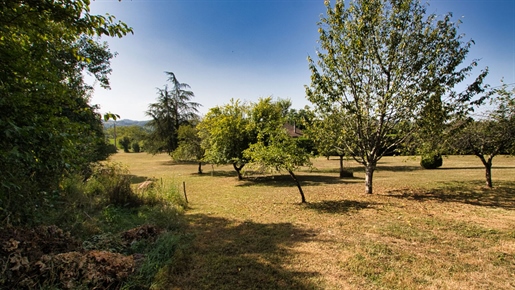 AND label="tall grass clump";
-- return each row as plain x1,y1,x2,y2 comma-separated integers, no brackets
87,162,142,207
123,232,192,289
53,162,187,235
